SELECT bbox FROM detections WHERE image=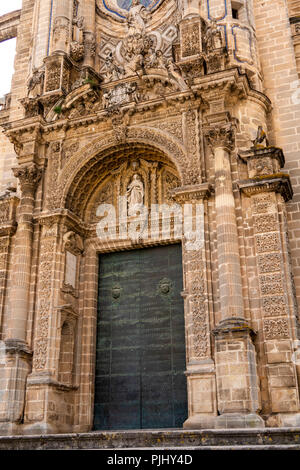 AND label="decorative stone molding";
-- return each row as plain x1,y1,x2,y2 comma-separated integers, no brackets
204,122,236,152
53,16,70,50
239,175,293,202
239,147,285,179
171,183,212,203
